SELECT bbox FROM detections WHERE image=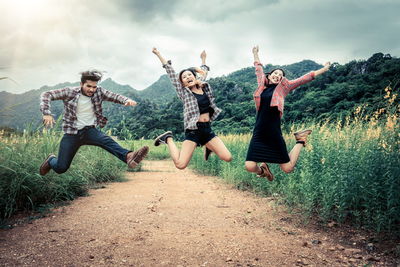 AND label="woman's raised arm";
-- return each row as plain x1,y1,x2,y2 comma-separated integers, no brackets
252,45,265,88
152,47,168,66
152,47,184,99
313,62,331,77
